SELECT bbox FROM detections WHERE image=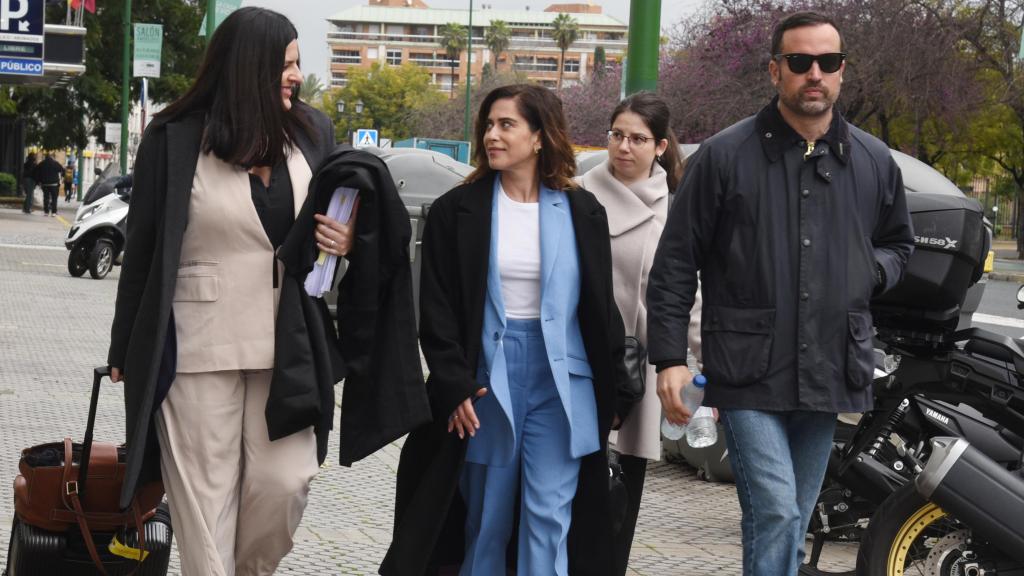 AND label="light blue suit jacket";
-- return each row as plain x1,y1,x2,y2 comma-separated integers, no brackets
465,179,600,466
